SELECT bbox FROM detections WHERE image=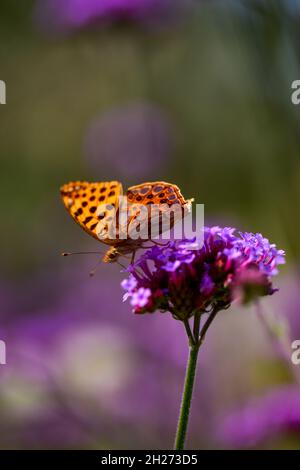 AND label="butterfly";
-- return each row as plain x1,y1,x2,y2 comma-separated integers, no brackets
60,181,192,264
